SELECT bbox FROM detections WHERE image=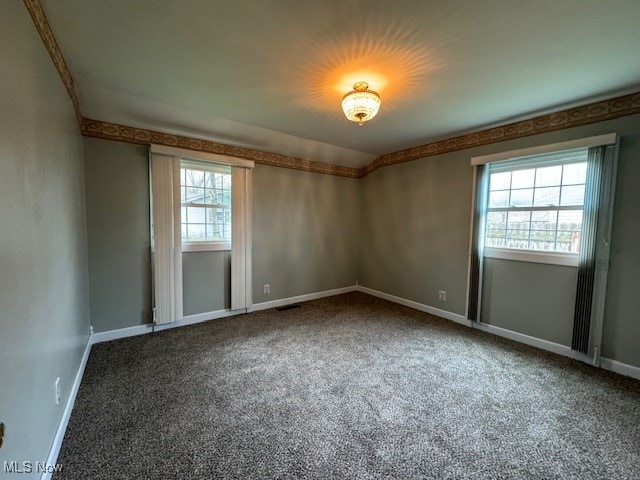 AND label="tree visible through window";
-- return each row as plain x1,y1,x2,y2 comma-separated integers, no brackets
485,154,588,253
180,163,231,245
